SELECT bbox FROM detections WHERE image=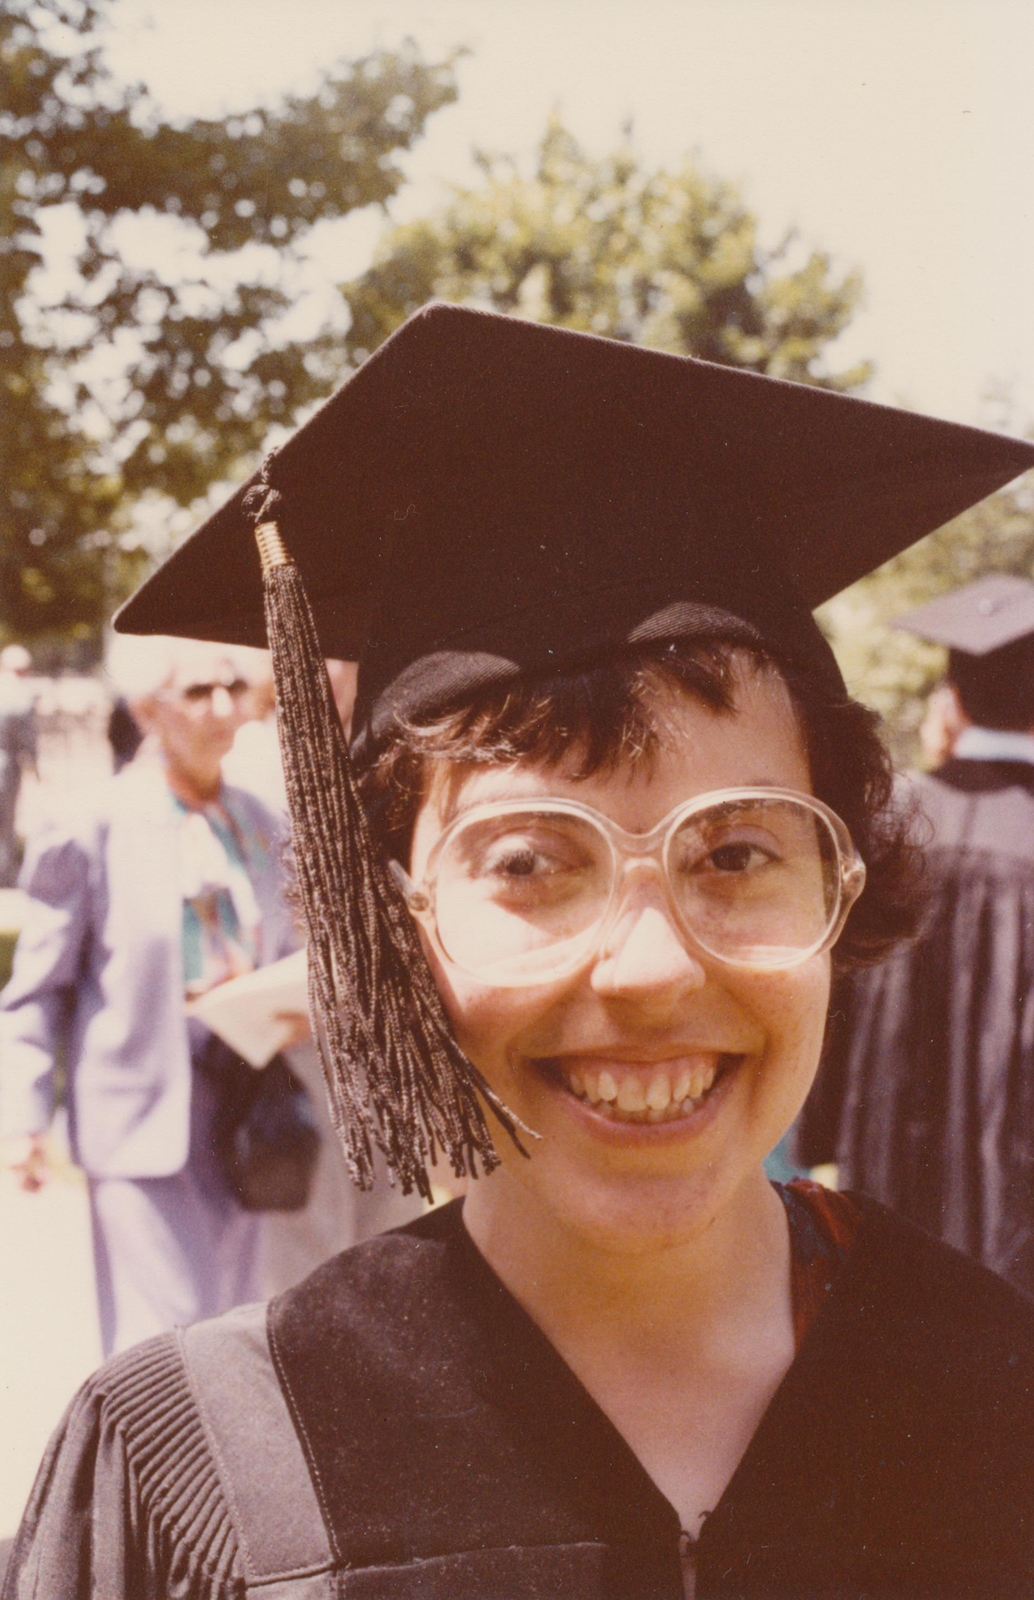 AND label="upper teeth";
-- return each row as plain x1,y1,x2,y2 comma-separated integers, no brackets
562,1060,720,1120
